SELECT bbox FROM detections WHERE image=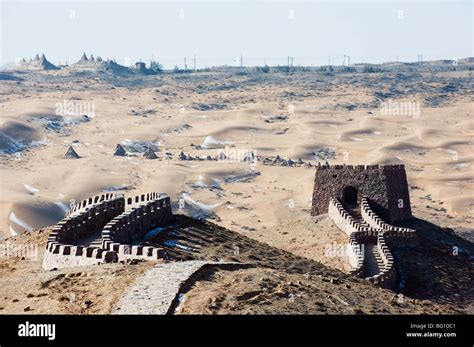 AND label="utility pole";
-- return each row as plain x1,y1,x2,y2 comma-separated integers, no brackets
193,54,196,71
184,57,187,70
240,53,243,68
417,54,423,65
